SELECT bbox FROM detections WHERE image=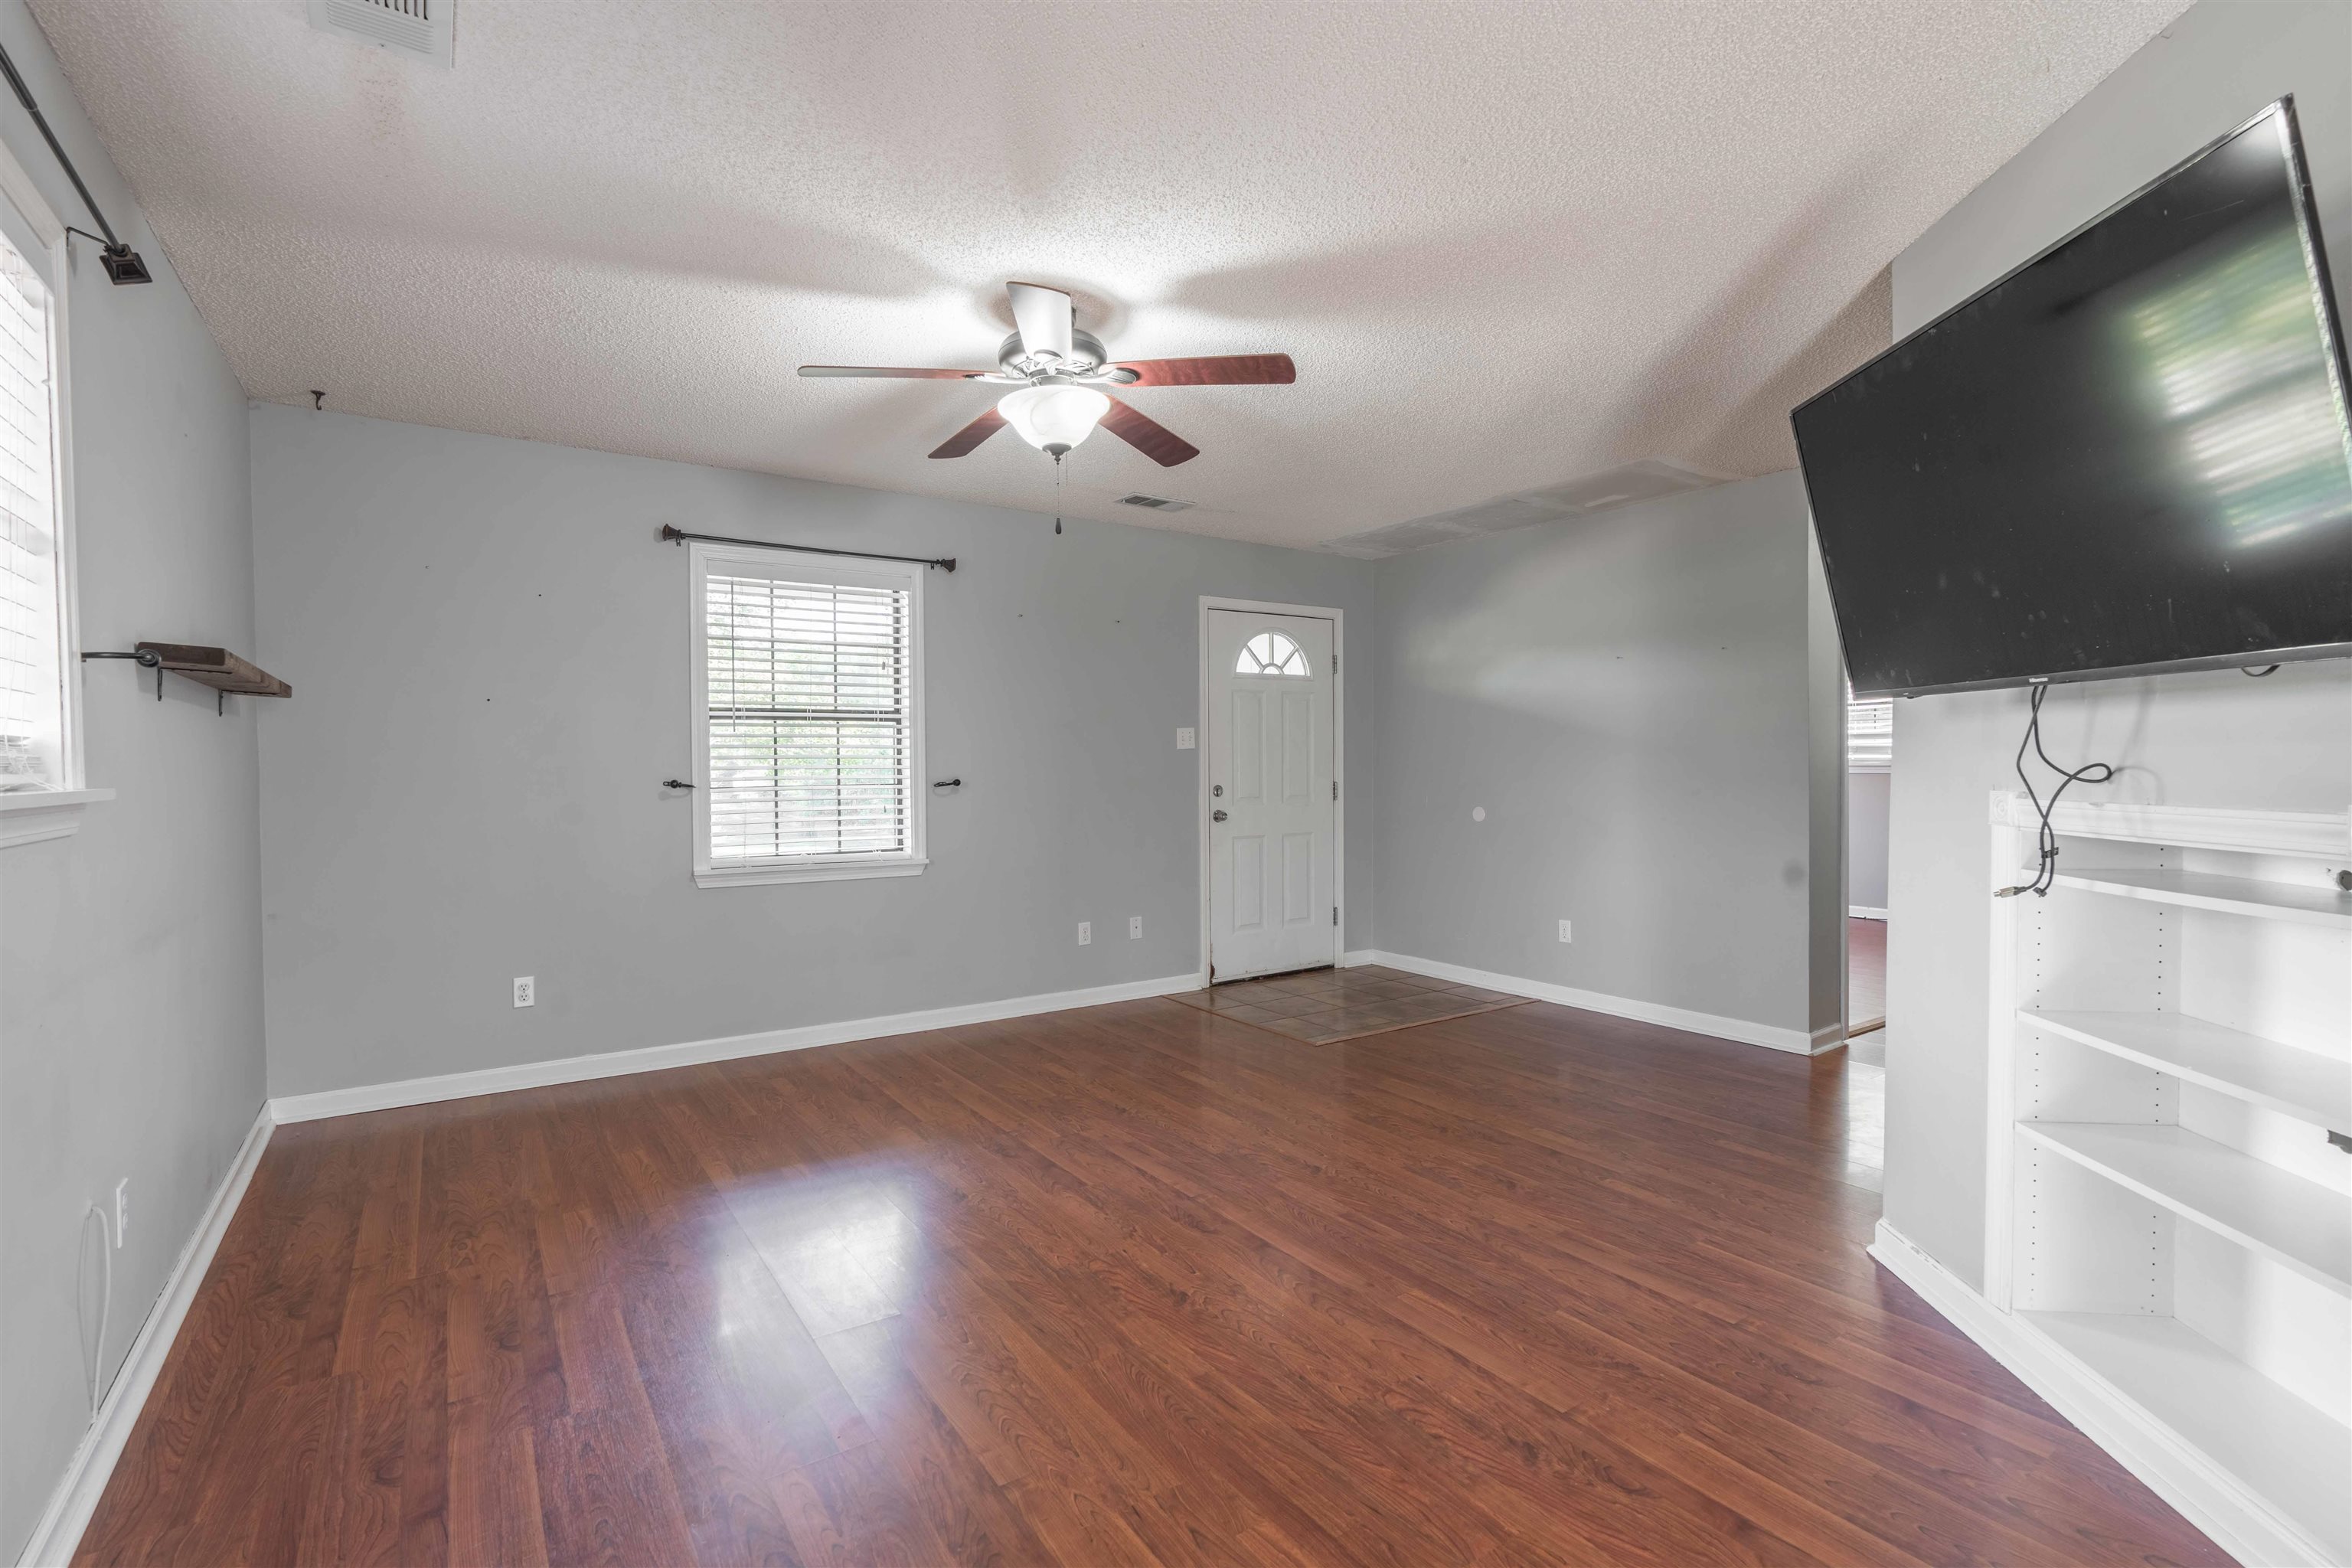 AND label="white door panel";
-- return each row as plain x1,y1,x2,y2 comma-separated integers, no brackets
1207,609,1336,981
